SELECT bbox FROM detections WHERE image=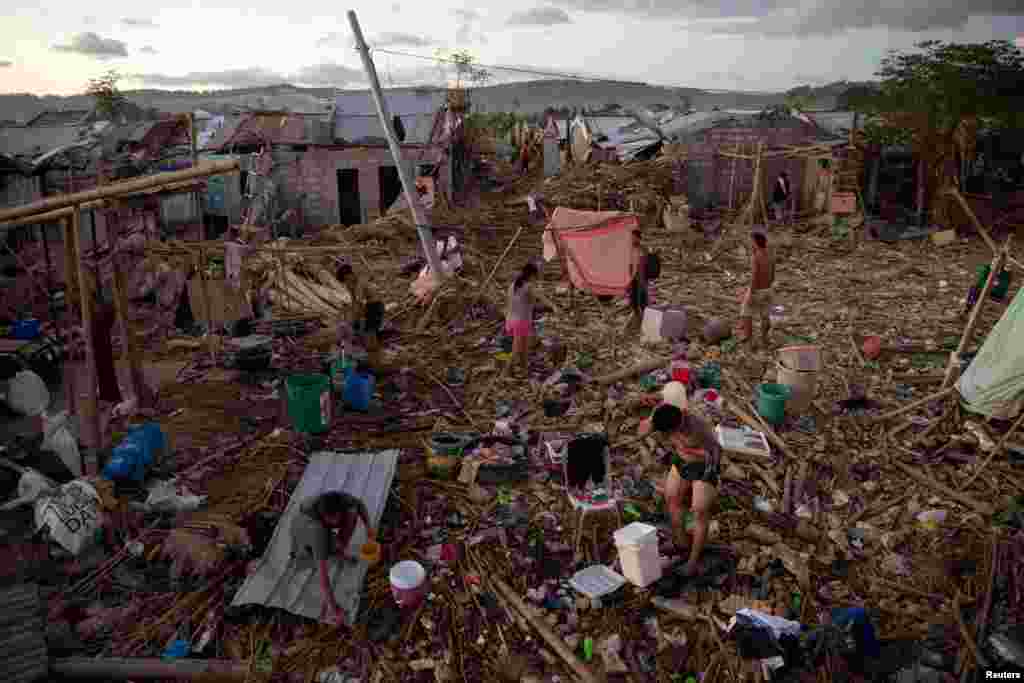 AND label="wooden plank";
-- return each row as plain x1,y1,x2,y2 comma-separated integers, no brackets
70,205,102,468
